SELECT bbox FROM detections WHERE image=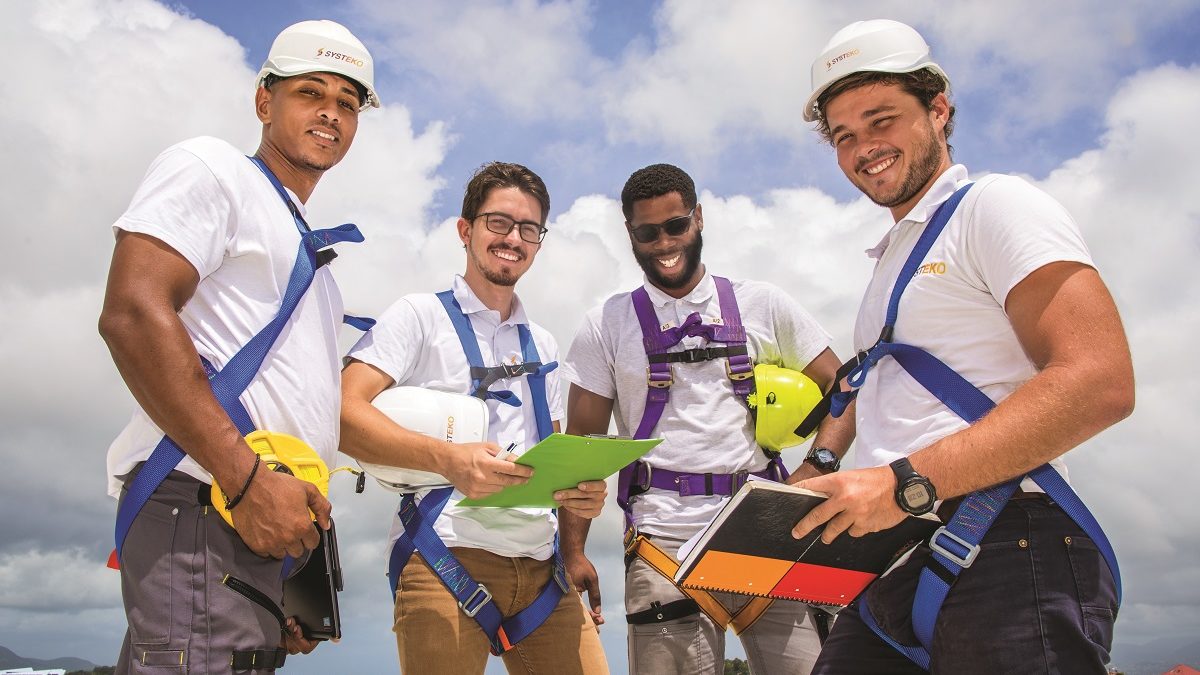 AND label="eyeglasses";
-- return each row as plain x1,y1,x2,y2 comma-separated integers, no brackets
475,212,547,244
628,208,695,244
